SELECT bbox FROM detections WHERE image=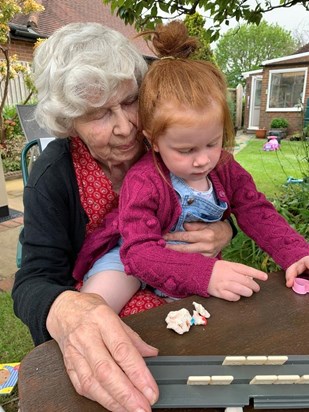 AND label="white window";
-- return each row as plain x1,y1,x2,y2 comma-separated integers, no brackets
267,68,307,112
